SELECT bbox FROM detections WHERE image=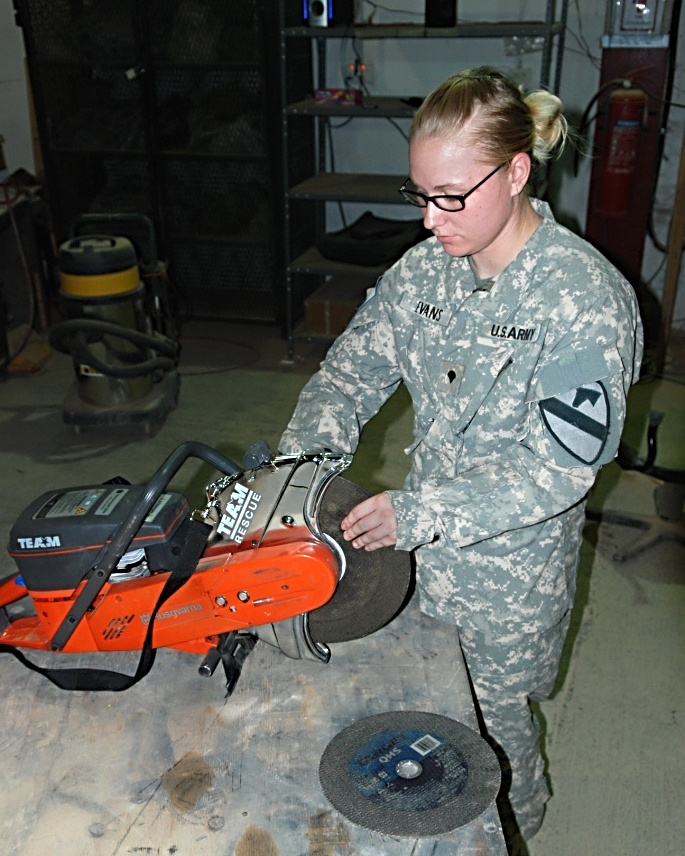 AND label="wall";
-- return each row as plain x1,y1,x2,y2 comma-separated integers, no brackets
323,0,685,328
0,0,34,179
642,5,685,333
1,0,684,326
